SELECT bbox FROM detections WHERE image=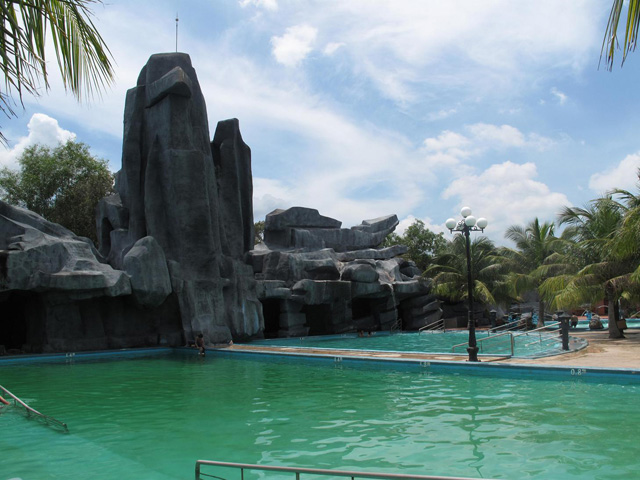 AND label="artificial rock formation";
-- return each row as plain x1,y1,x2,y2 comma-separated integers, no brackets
97,53,262,344
0,200,182,352
248,207,442,337
0,53,263,353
